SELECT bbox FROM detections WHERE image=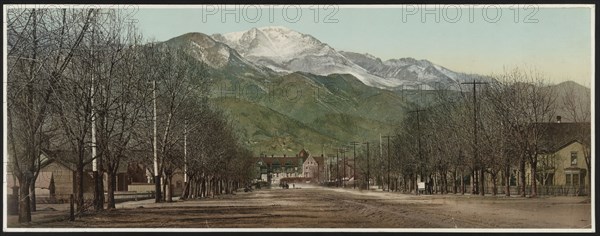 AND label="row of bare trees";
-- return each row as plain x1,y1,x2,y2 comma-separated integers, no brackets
7,8,255,224
353,68,590,197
